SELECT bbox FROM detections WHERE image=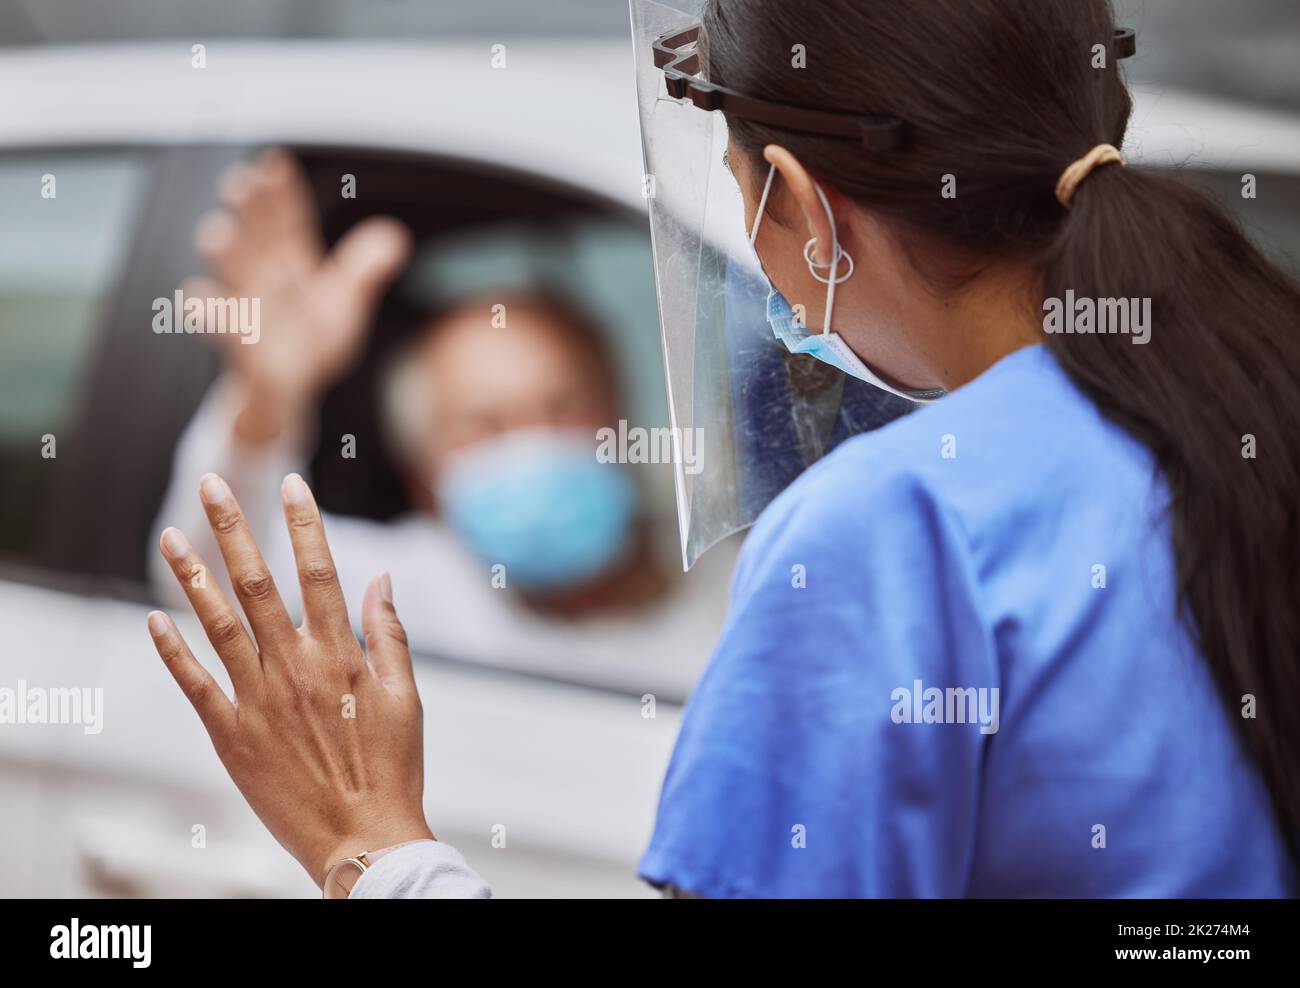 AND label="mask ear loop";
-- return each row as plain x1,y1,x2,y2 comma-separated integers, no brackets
810,181,850,335
805,184,943,404
748,162,777,246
